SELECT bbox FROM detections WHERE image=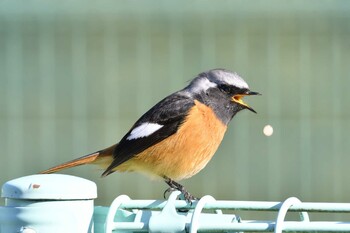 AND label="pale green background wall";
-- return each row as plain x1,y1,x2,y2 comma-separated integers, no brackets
1,0,350,220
